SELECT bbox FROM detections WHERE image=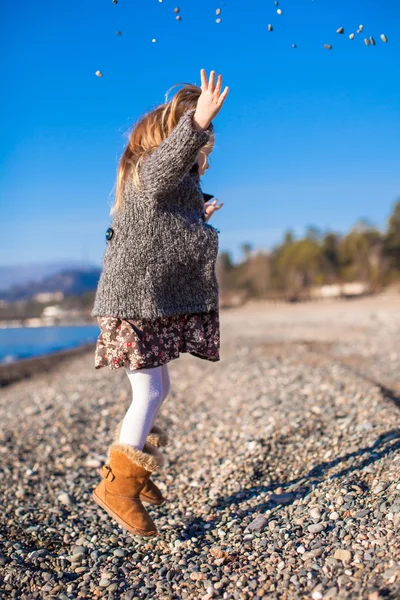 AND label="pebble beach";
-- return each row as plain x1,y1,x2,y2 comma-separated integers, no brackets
1,291,400,600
